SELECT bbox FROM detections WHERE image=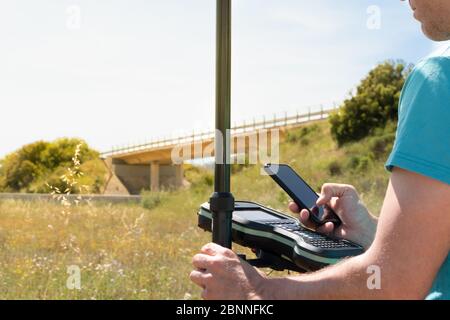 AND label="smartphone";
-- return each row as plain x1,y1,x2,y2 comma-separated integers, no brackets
264,163,341,227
